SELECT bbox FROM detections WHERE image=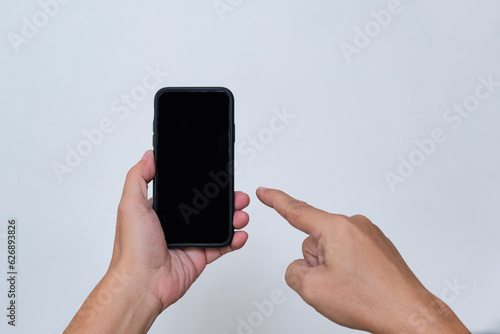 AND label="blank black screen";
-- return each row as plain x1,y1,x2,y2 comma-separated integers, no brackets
154,89,233,246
